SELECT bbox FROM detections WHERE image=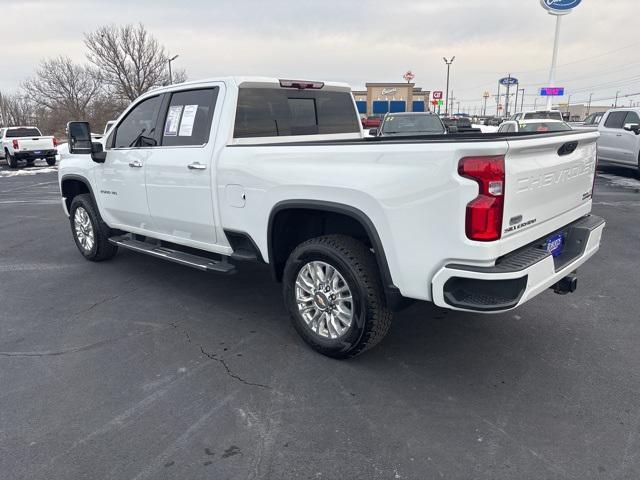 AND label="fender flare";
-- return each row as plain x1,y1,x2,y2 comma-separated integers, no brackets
60,174,98,209
267,199,404,308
